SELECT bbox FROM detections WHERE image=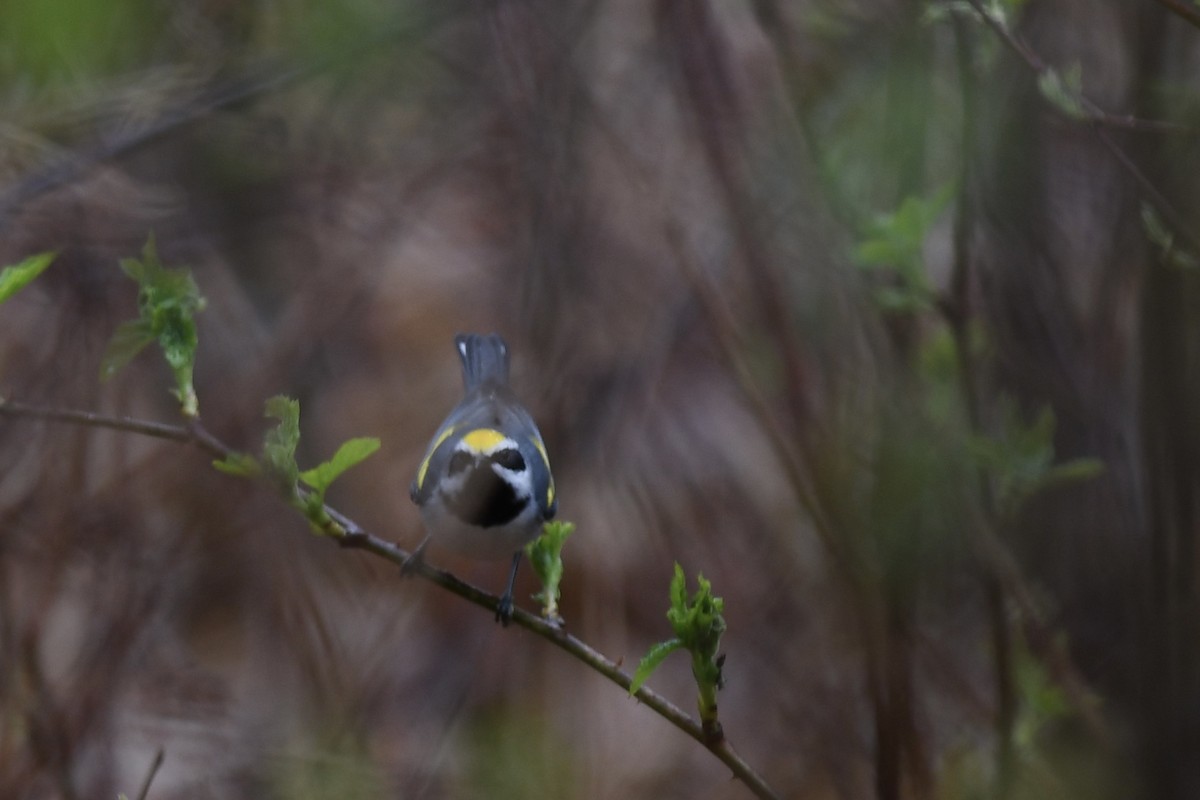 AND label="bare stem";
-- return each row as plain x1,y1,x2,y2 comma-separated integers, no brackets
134,749,165,800
1152,0,1200,31
963,0,1194,134
962,0,1200,254
0,397,781,800
0,399,194,446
